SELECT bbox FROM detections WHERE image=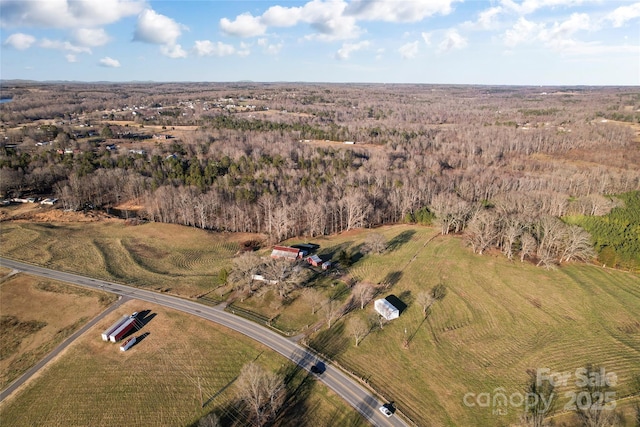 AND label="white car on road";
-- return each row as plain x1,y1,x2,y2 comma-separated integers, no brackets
379,405,393,417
